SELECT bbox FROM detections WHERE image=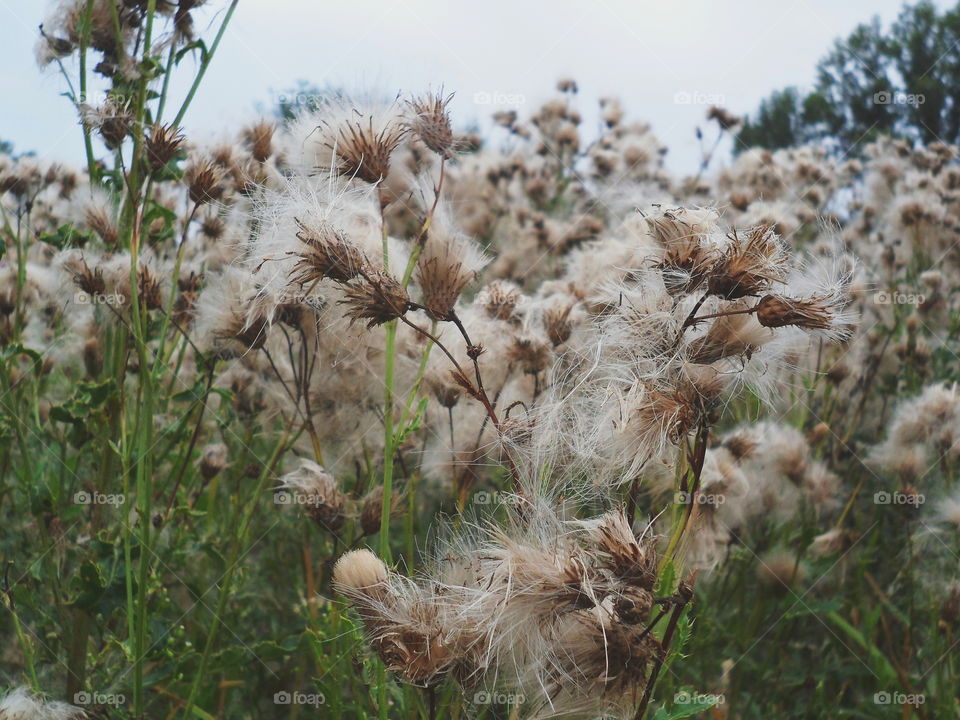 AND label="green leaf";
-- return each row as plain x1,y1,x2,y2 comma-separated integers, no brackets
37,223,95,250
50,378,117,424
72,560,107,612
